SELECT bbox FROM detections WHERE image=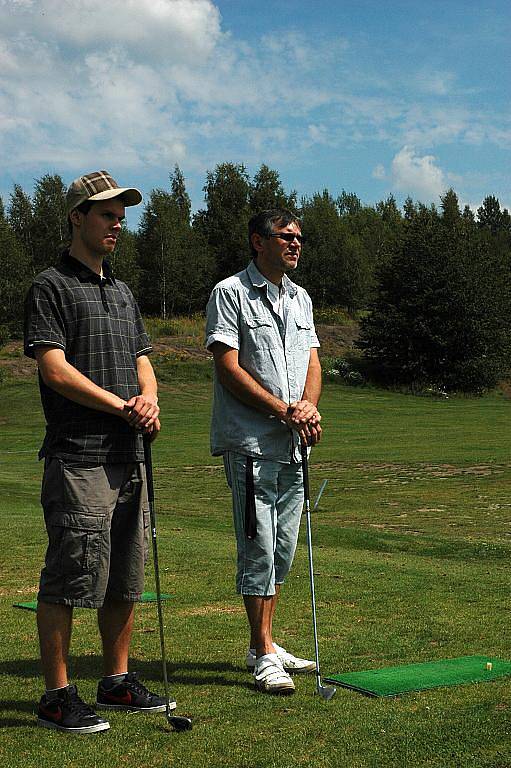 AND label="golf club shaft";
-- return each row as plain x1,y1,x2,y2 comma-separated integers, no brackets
301,444,322,694
313,479,328,512
143,436,172,721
